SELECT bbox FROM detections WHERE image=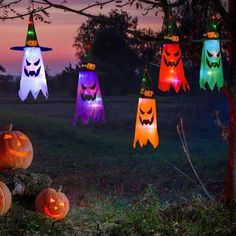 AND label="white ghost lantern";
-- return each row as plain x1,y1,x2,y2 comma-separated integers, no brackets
19,47,48,100
10,13,52,101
